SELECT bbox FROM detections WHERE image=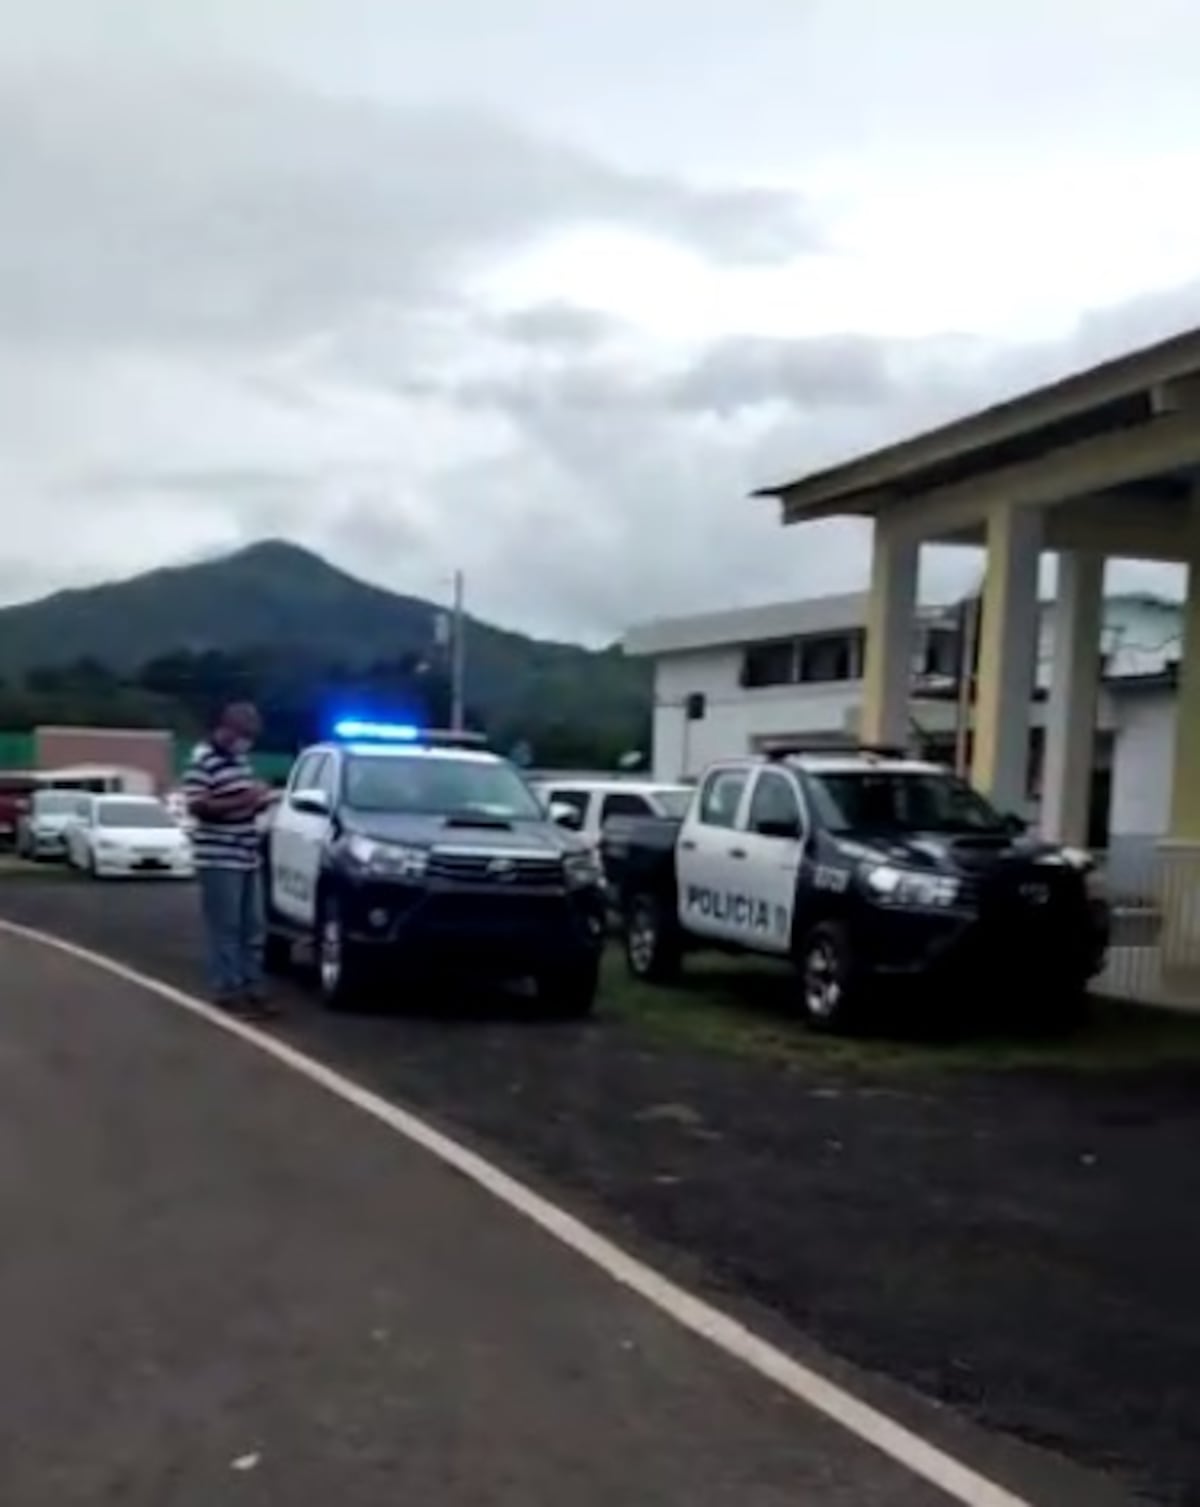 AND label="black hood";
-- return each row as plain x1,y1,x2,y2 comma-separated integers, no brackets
339,809,582,856
835,830,1071,877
